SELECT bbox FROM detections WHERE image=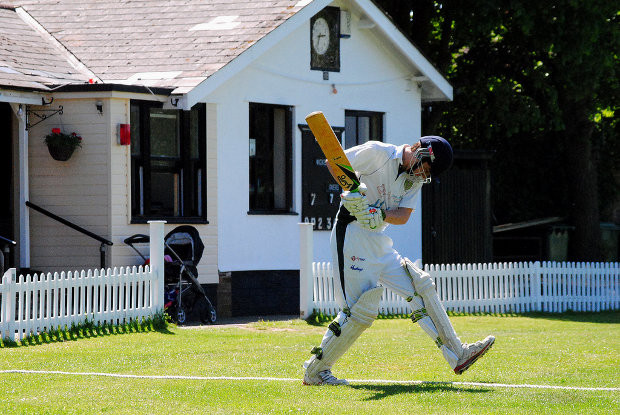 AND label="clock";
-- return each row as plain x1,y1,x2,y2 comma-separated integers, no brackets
312,17,330,55
310,7,340,72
